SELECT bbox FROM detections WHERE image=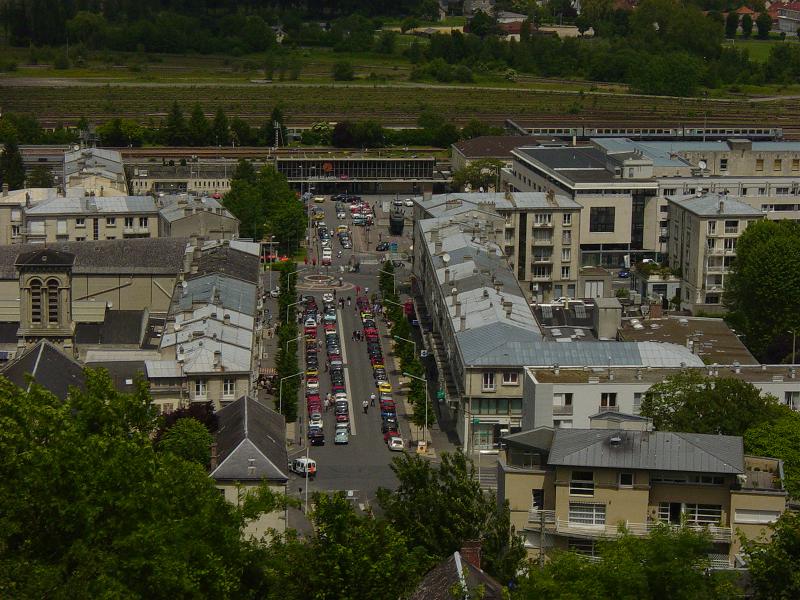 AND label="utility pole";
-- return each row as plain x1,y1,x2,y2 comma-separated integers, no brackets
539,509,546,567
